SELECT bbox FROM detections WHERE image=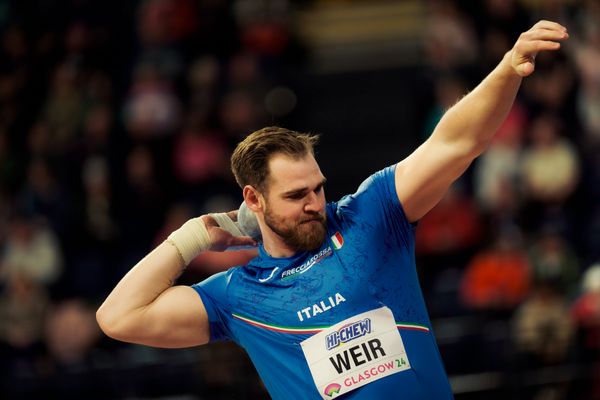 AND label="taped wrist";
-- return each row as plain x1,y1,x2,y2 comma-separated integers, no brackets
166,217,210,265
